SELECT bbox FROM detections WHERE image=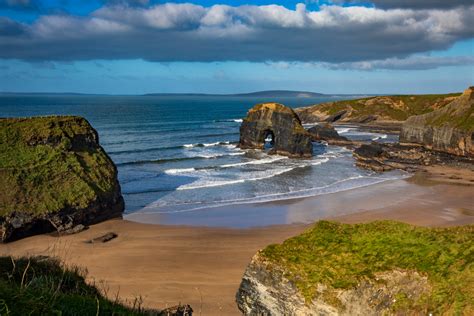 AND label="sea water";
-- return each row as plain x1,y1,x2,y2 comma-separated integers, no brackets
0,94,404,223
